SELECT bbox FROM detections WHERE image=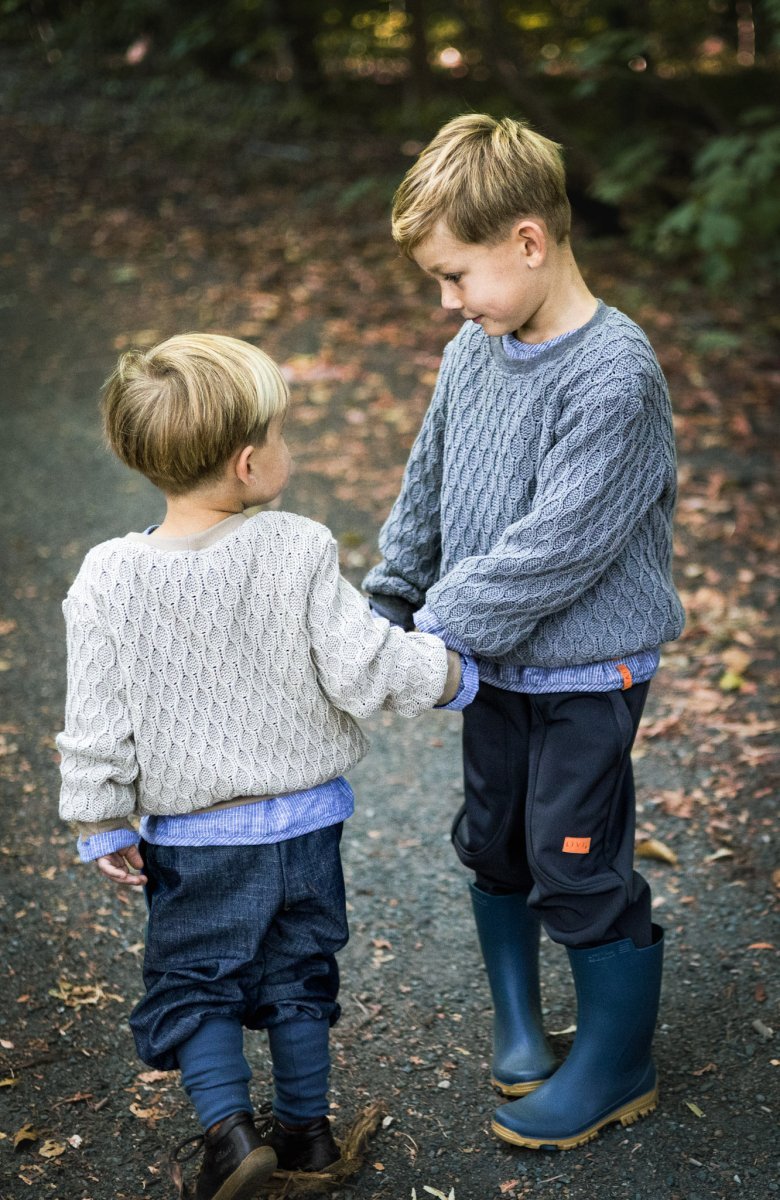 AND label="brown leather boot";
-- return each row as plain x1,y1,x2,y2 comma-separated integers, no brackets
263,1114,340,1172
172,1111,277,1200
